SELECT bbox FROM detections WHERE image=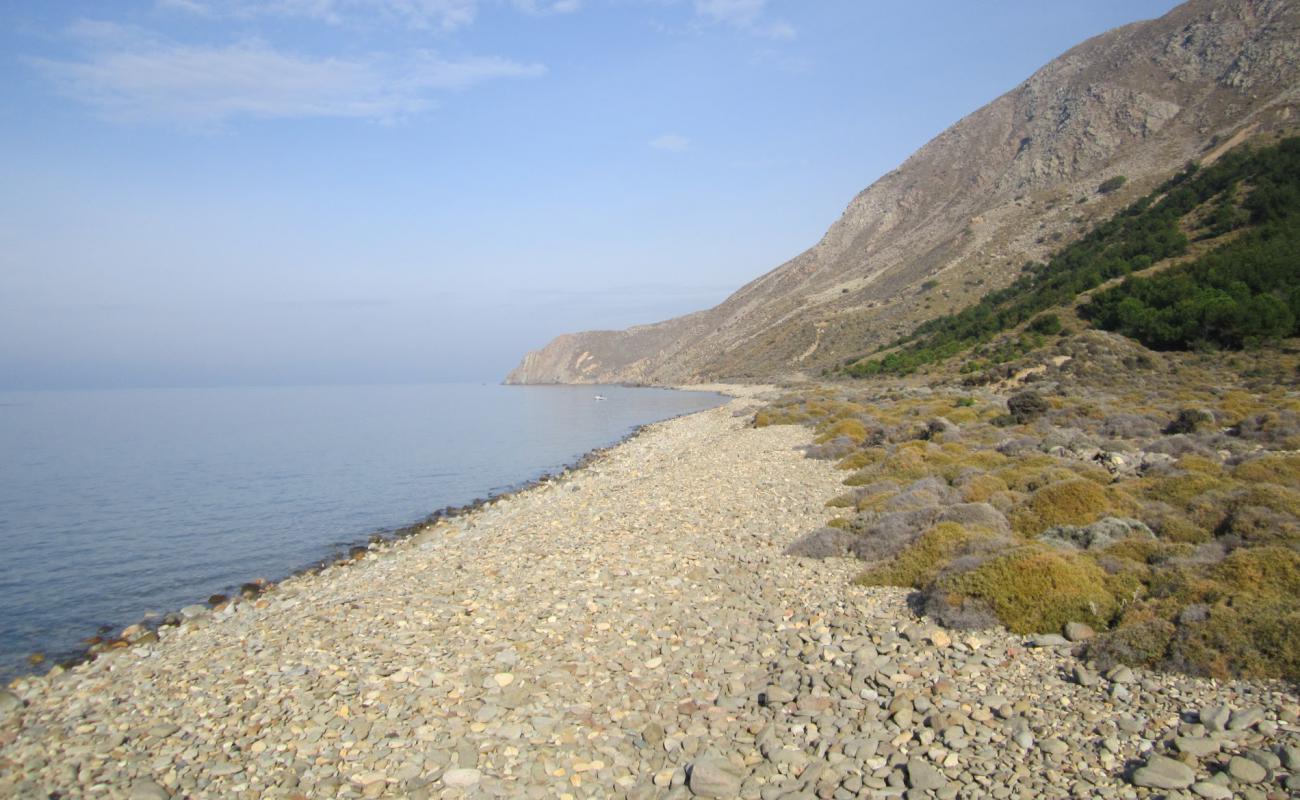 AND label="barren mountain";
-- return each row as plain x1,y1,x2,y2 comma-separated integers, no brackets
506,0,1300,386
